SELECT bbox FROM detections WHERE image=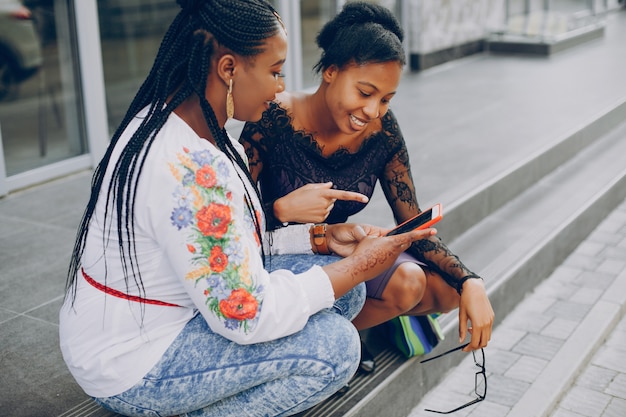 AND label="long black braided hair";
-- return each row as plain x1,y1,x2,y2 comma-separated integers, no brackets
66,0,282,301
